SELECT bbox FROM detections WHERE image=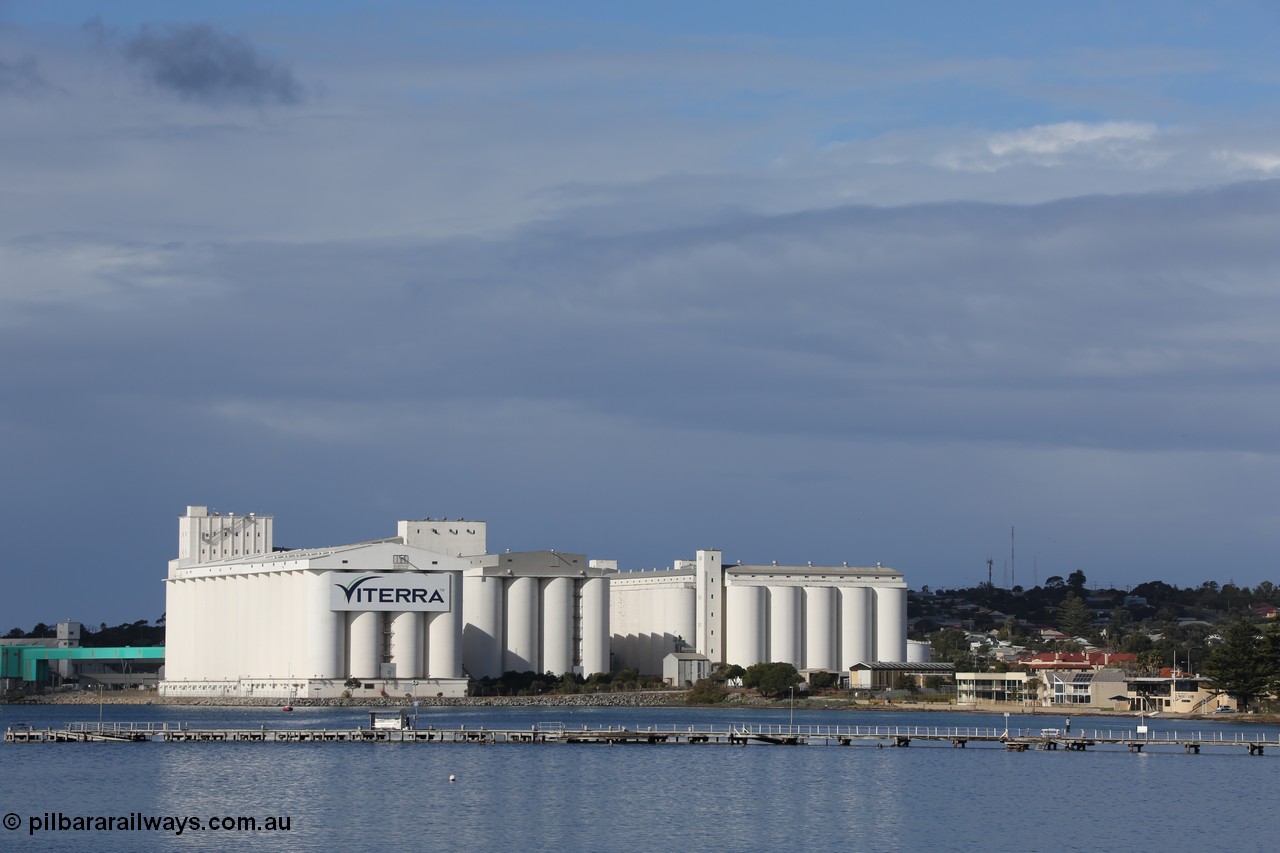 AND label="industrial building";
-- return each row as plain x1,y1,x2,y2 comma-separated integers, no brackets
609,549,909,676
1,622,164,694
161,507,610,699
160,506,910,697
